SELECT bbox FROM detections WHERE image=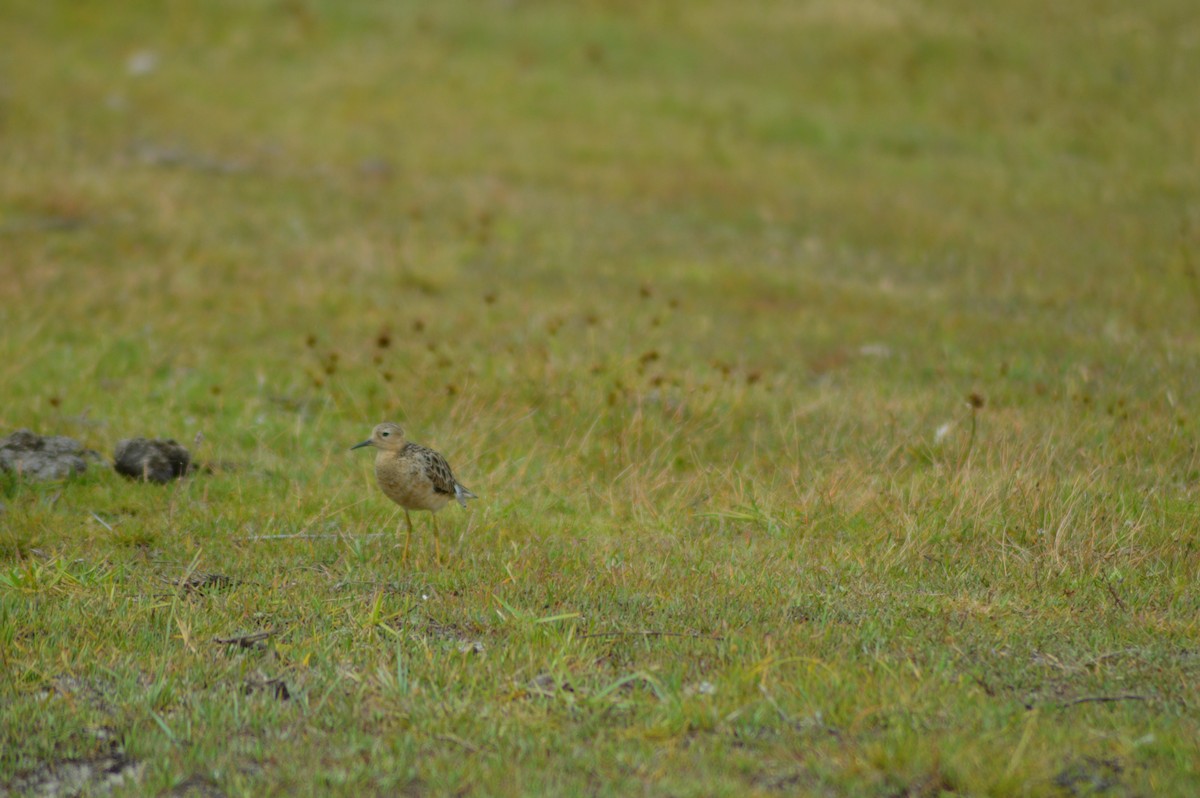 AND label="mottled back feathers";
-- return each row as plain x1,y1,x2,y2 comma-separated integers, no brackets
403,442,475,505
352,422,476,514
